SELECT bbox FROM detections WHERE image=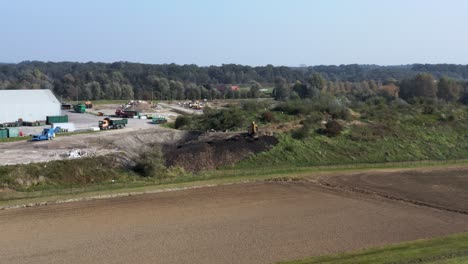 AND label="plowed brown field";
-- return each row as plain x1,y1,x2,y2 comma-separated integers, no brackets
1,181,467,264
